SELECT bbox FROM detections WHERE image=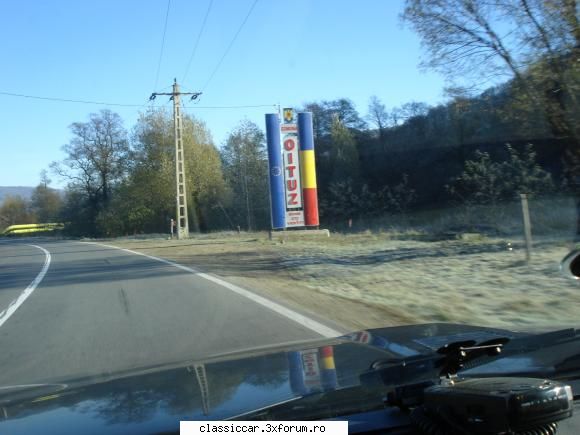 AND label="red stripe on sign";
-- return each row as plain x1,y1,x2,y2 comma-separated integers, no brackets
303,188,319,226
320,346,334,358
